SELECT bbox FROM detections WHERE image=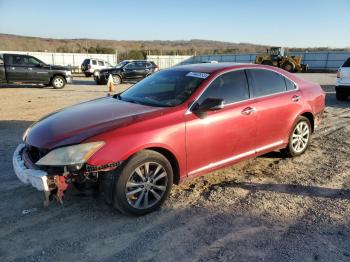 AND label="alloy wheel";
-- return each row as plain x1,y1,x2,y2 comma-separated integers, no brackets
291,121,310,153
125,162,168,209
